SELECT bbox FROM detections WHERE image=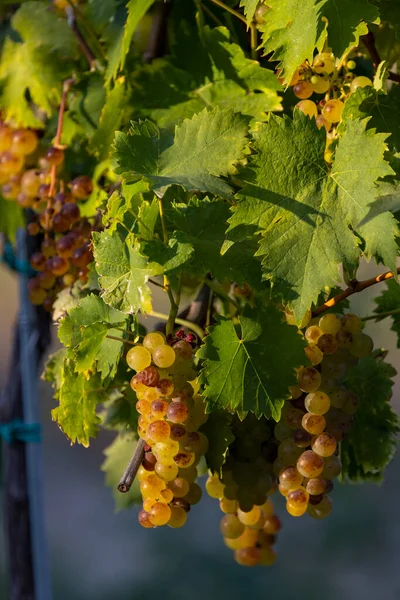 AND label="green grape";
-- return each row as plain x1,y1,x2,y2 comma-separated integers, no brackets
297,450,324,478
167,506,187,528
152,344,176,368
149,502,171,526
220,514,245,539
287,486,309,508
0,151,24,176
173,340,193,360
350,76,372,93
311,75,331,94
319,314,341,335
349,333,373,358
279,466,303,490
259,546,277,566
304,391,330,415
286,501,307,517
307,495,333,519
288,384,303,399
329,387,347,409
313,52,335,74
237,506,261,526
305,325,322,344
281,404,304,429
126,345,152,371
321,455,342,479
322,99,344,123
183,482,202,505
320,358,347,380
11,129,39,156
296,99,318,118
347,60,356,70
317,333,339,355
159,488,174,504
173,451,195,468
168,476,190,498
311,432,337,457
277,438,302,463
234,547,260,567
274,421,292,441
293,80,314,99
341,313,362,334
297,366,321,392
305,477,326,495
293,428,312,448
143,331,166,352
206,474,225,498
305,344,324,365
220,497,238,514
146,420,171,442
154,462,178,481
302,412,326,434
